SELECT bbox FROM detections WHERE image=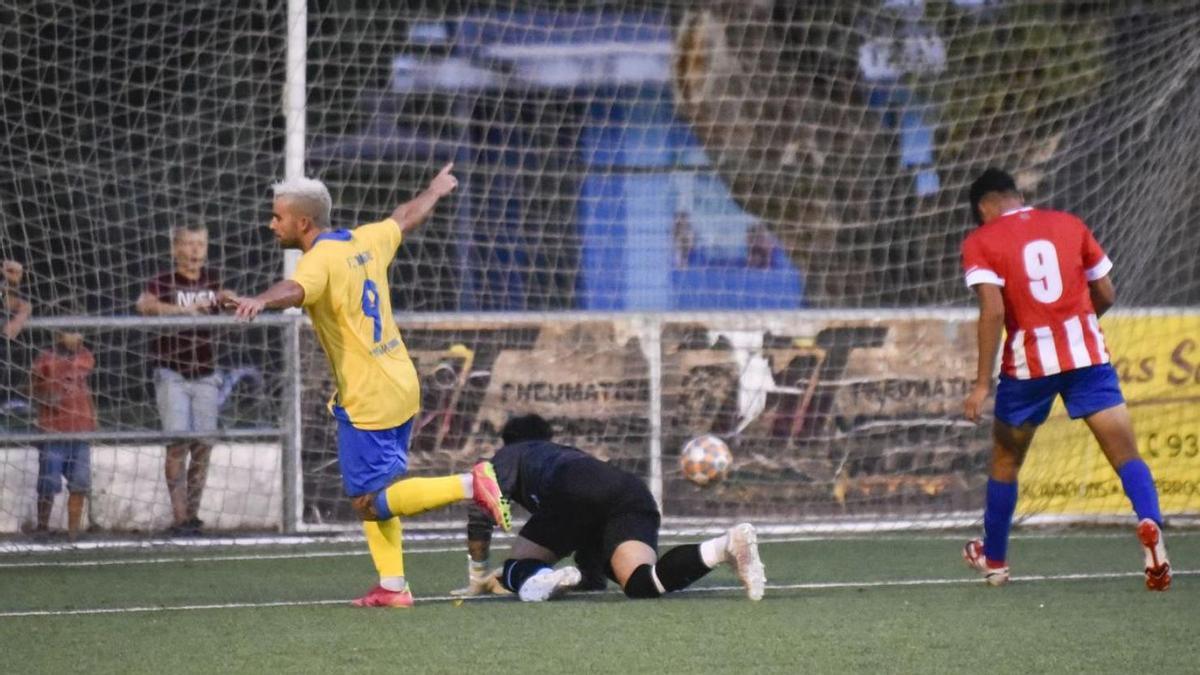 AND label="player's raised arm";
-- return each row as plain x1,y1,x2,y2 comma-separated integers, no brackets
965,283,1005,422
389,163,458,235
